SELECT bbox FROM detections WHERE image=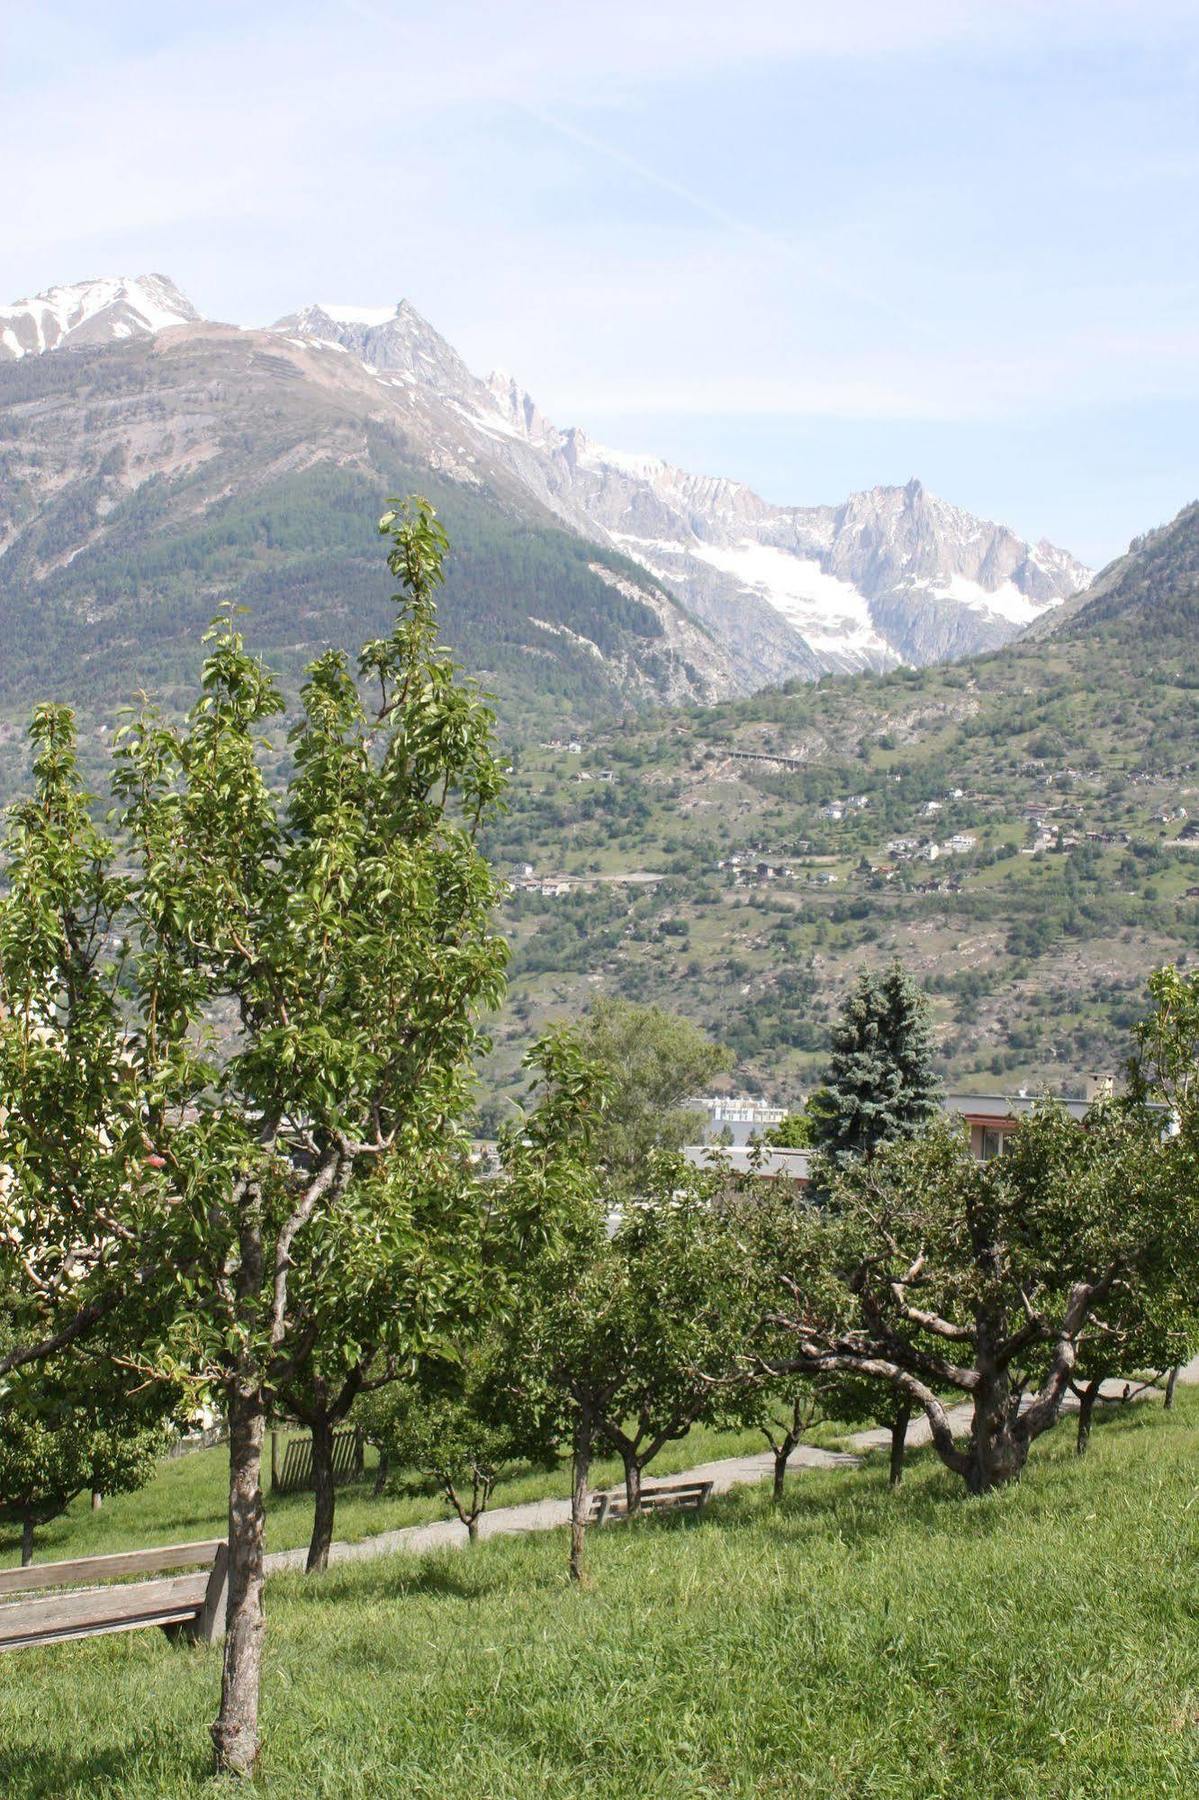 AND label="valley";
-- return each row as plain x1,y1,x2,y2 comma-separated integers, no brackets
480,509,1199,1111
0,274,1192,1113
